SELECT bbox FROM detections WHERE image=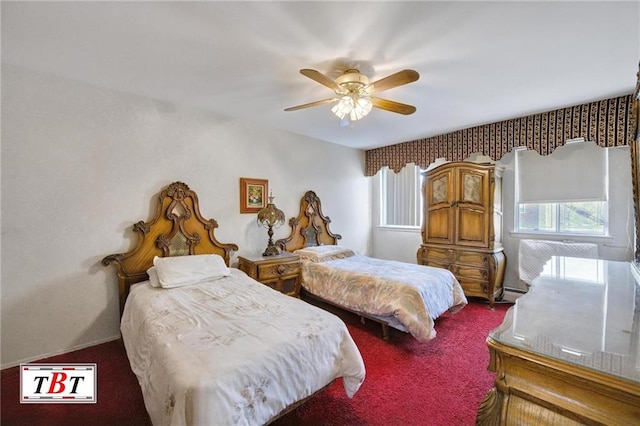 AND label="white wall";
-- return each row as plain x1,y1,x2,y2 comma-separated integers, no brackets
371,226,422,263
1,65,371,368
